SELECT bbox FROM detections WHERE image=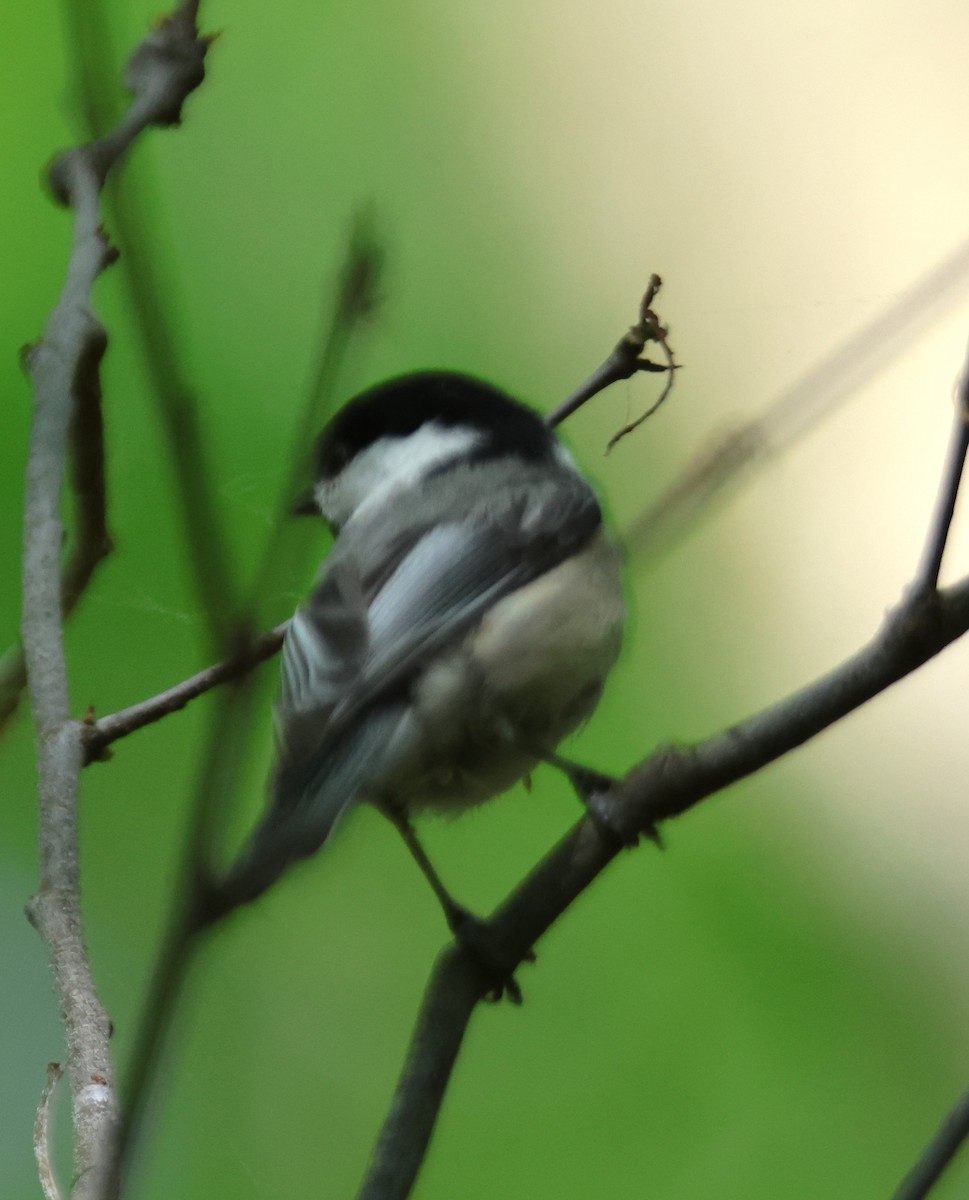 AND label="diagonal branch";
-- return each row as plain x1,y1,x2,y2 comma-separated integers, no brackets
891,1084,969,1200
81,623,288,764
544,274,676,433
355,332,969,1200
356,576,969,1200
